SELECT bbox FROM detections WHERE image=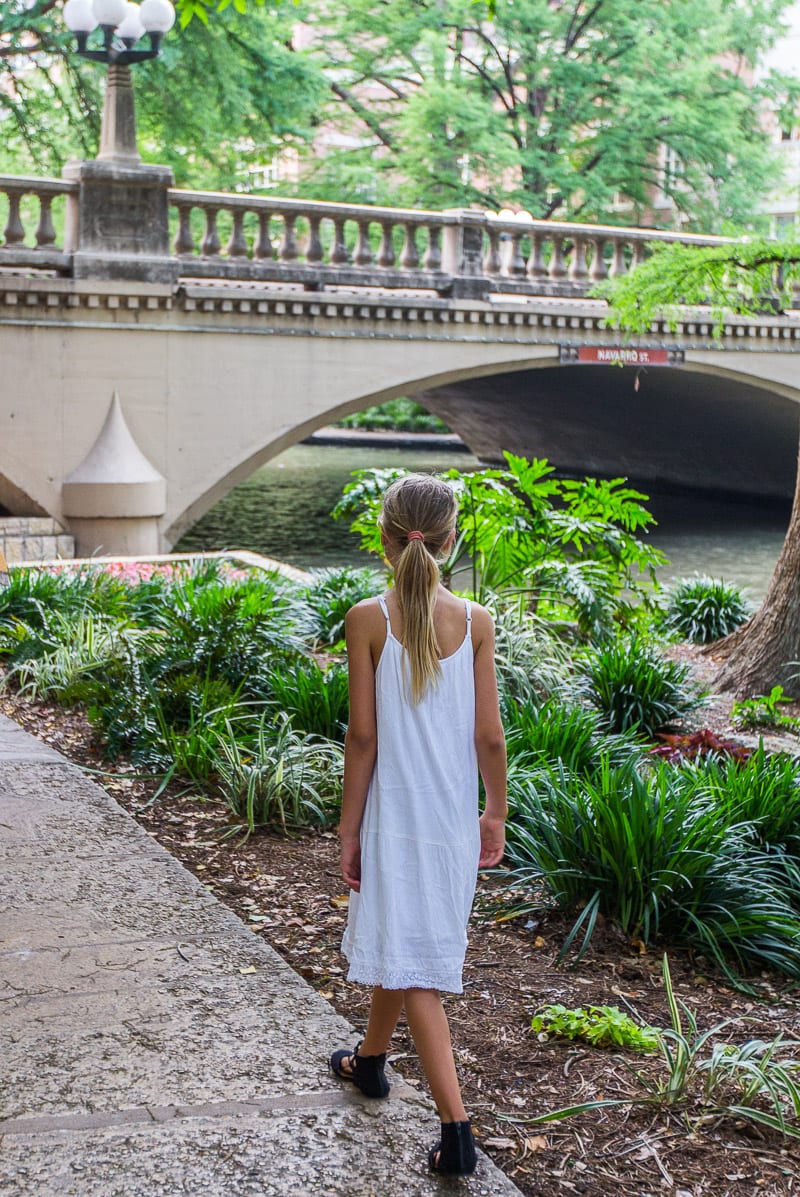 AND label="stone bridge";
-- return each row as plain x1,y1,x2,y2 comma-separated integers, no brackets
2,171,800,556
